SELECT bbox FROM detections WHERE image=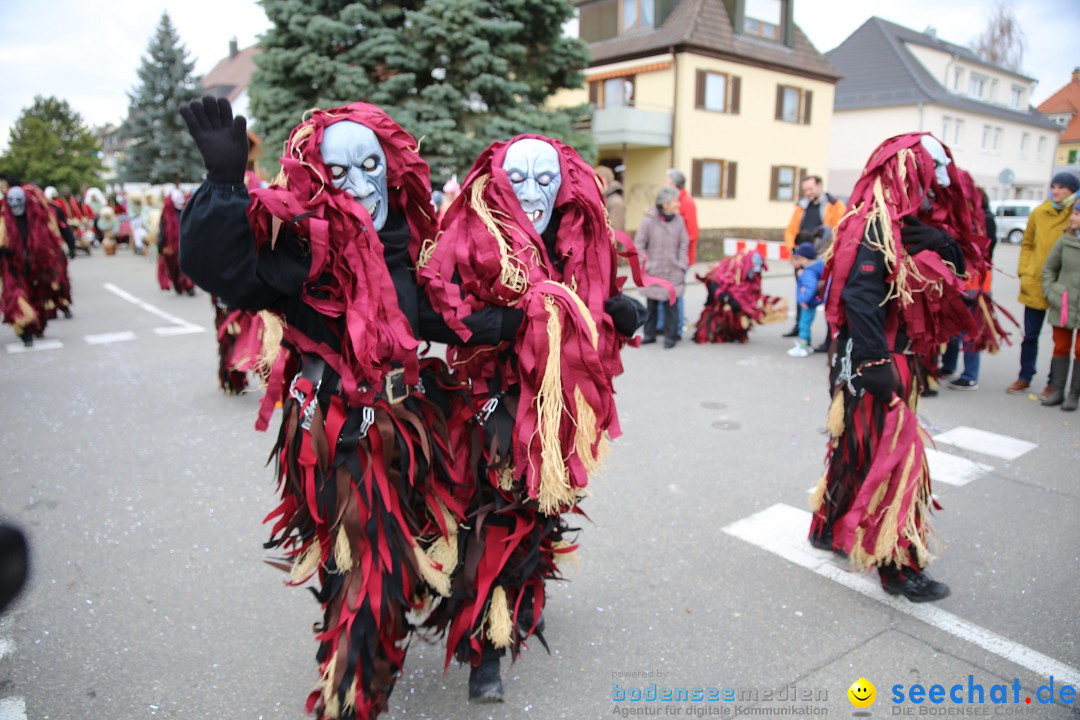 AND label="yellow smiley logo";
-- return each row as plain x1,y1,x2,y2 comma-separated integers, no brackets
847,678,876,708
